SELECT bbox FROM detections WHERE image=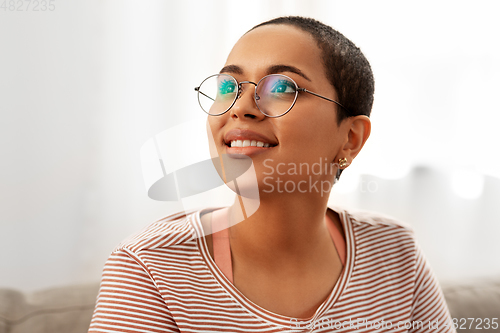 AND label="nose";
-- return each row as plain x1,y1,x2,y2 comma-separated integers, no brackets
229,81,265,120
